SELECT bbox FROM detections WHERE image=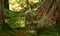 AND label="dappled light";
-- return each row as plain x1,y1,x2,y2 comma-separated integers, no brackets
0,0,60,36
